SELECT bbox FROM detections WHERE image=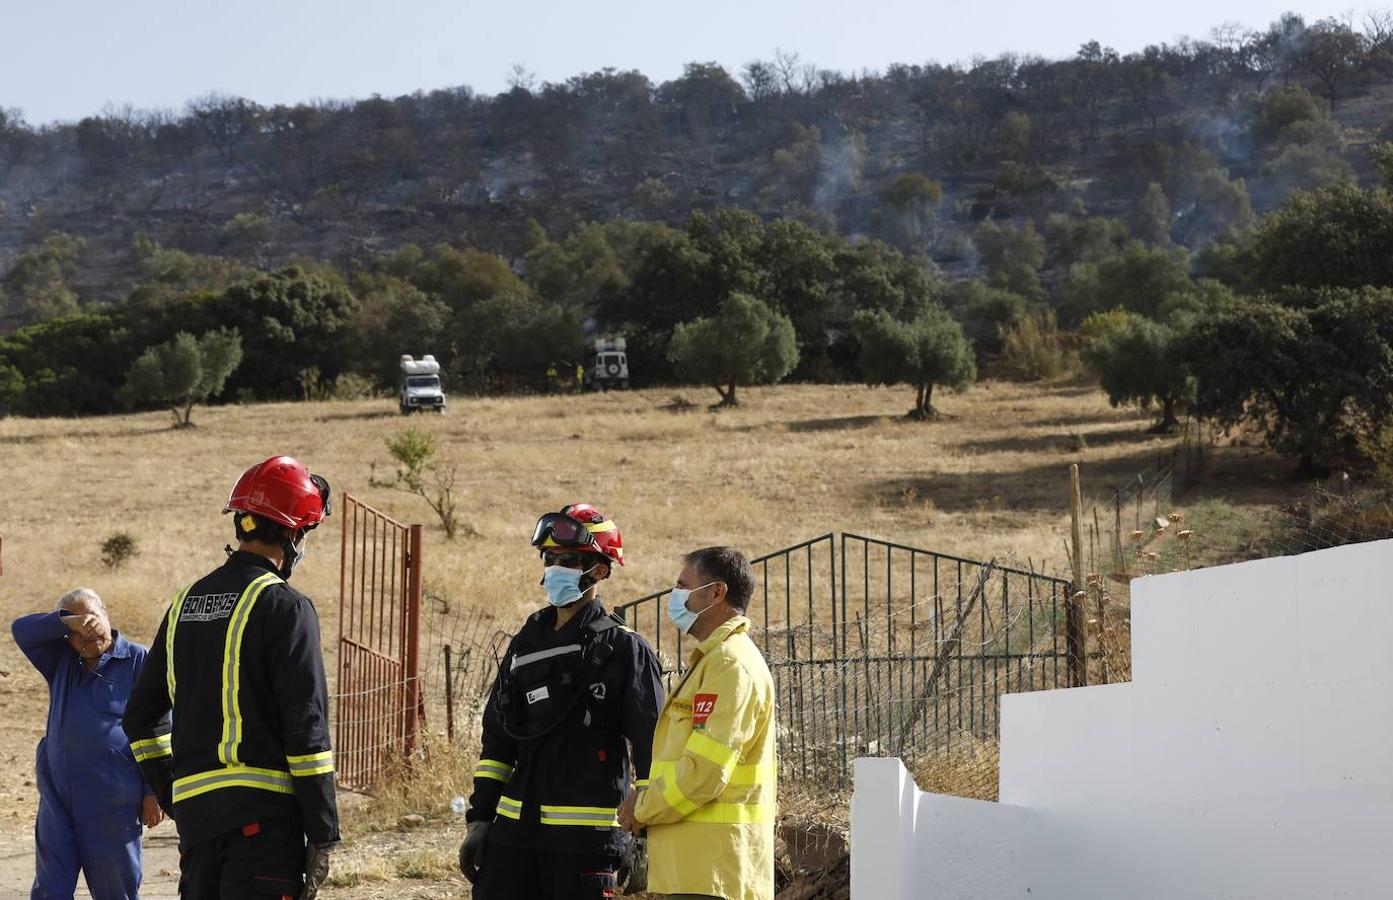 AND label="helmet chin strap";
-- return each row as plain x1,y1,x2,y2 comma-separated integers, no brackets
279,530,307,580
